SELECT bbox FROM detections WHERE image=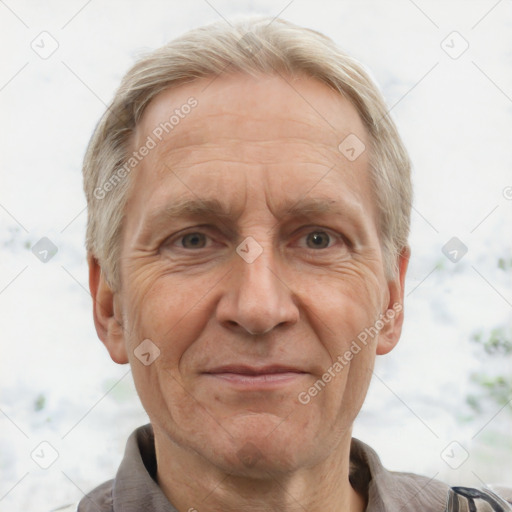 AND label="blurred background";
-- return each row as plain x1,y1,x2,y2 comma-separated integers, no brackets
1,0,511,510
